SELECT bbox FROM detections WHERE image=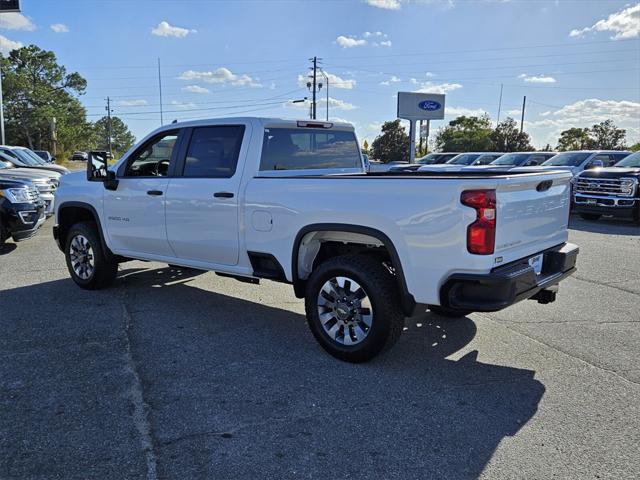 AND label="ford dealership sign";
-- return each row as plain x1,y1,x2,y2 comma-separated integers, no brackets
397,92,445,121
